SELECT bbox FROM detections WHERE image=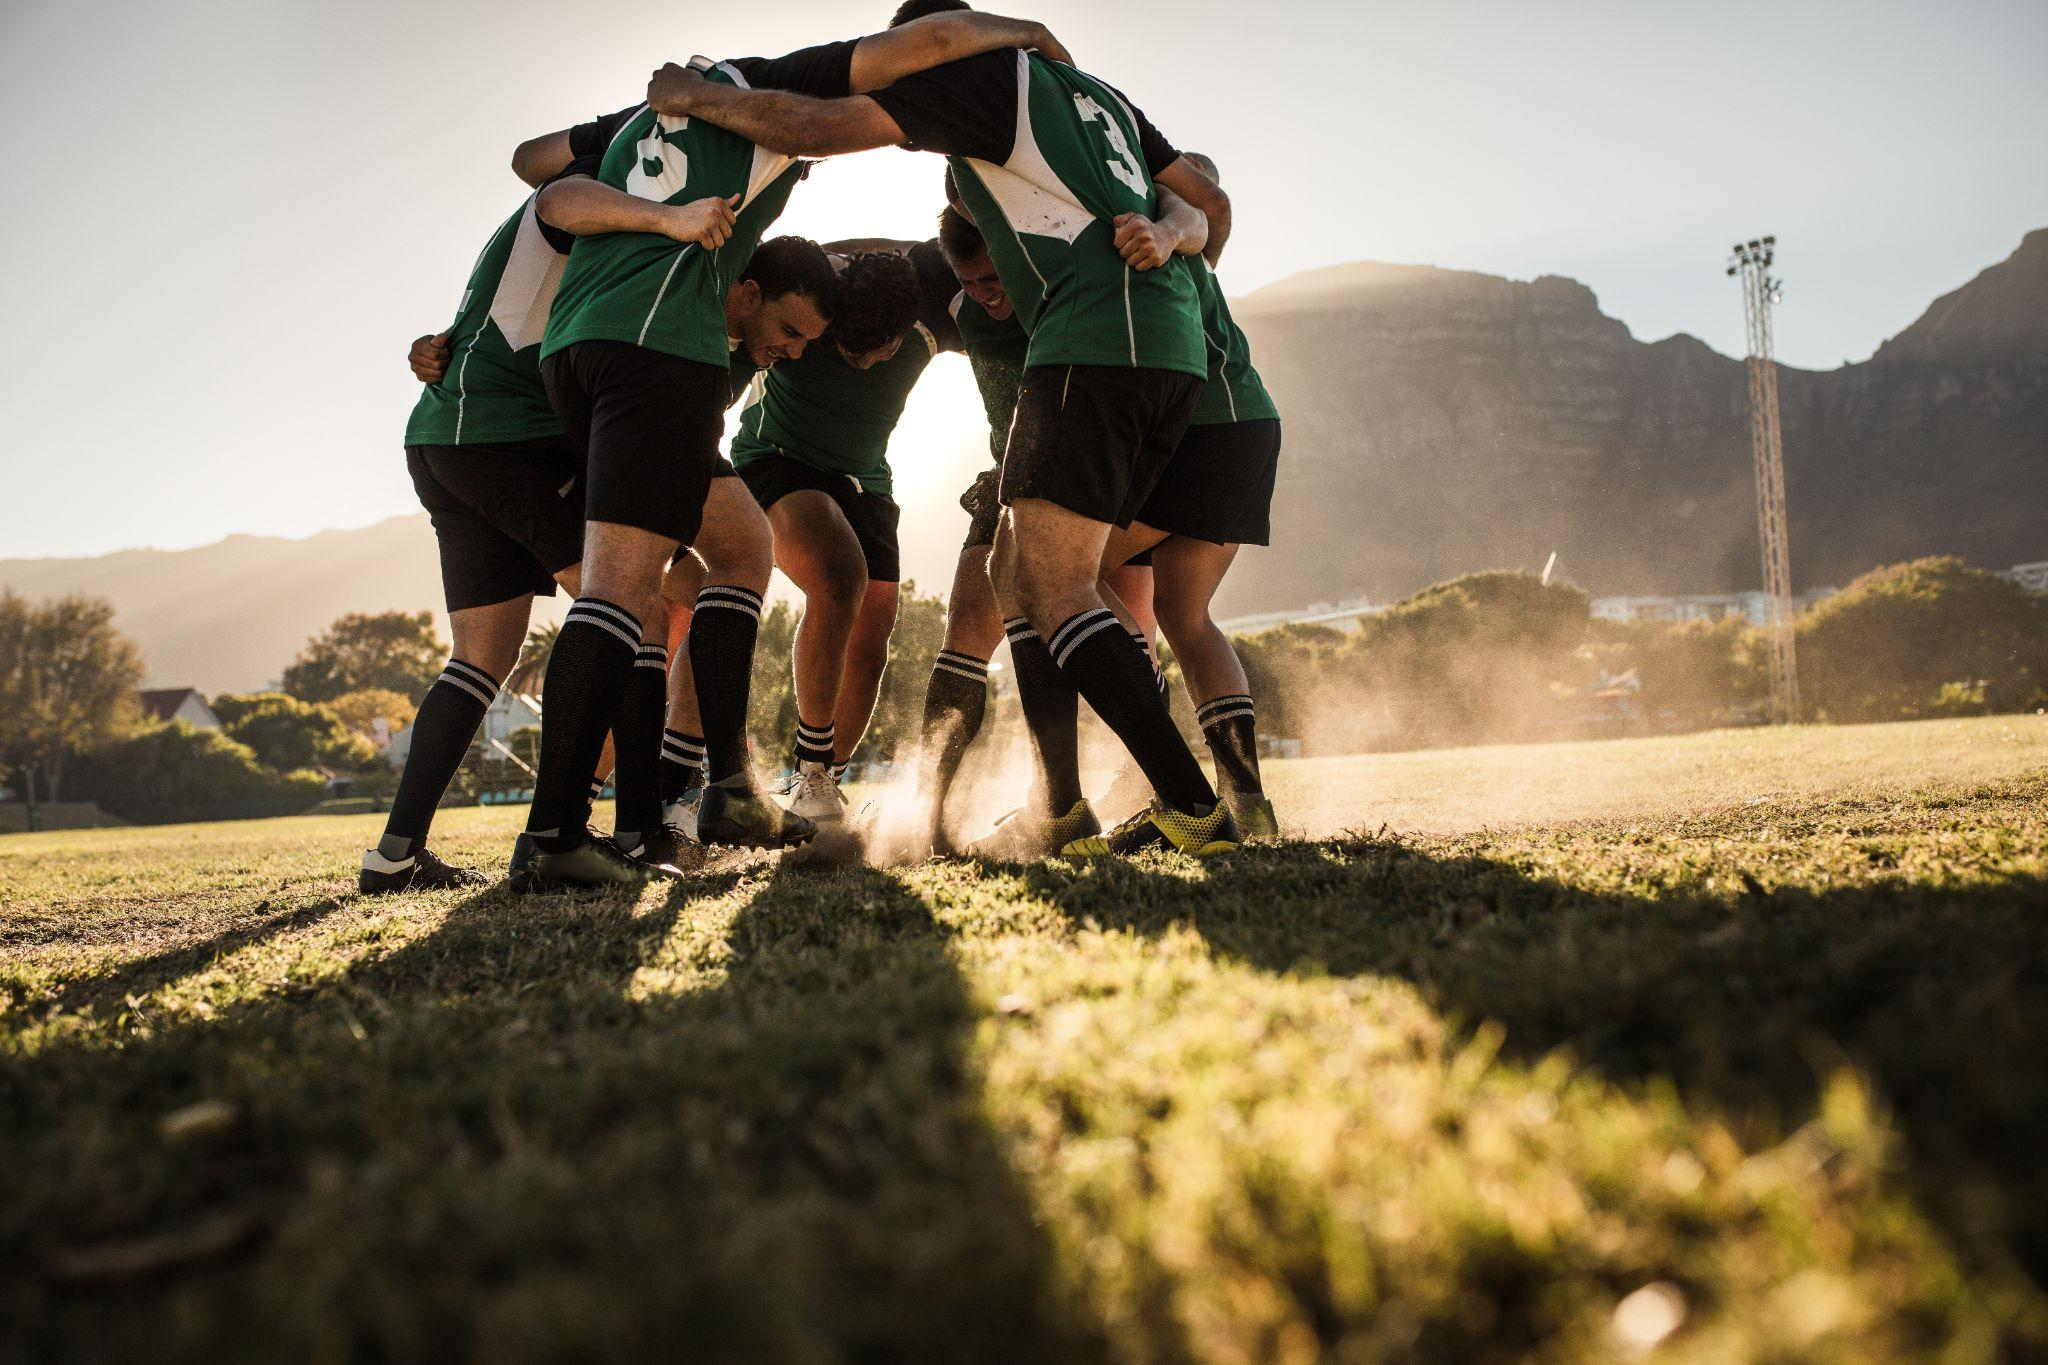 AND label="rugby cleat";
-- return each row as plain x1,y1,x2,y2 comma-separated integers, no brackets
787,764,850,823
358,846,489,896
969,799,1102,858
697,779,818,849
508,830,656,893
1061,800,1241,859
662,789,704,843
617,826,699,874
1226,793,1281,842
